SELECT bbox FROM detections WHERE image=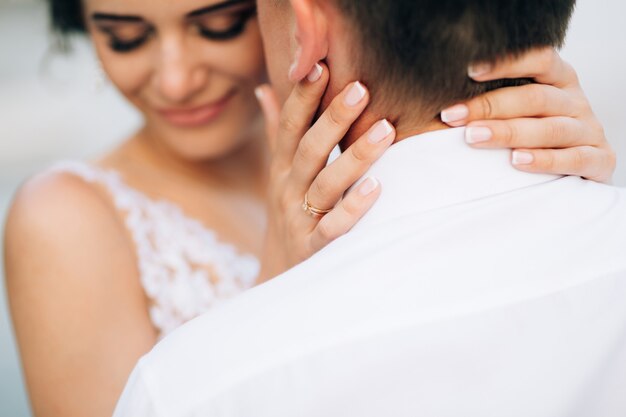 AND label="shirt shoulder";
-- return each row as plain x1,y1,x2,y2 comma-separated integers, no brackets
116,176,626,416
113,359,162,417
